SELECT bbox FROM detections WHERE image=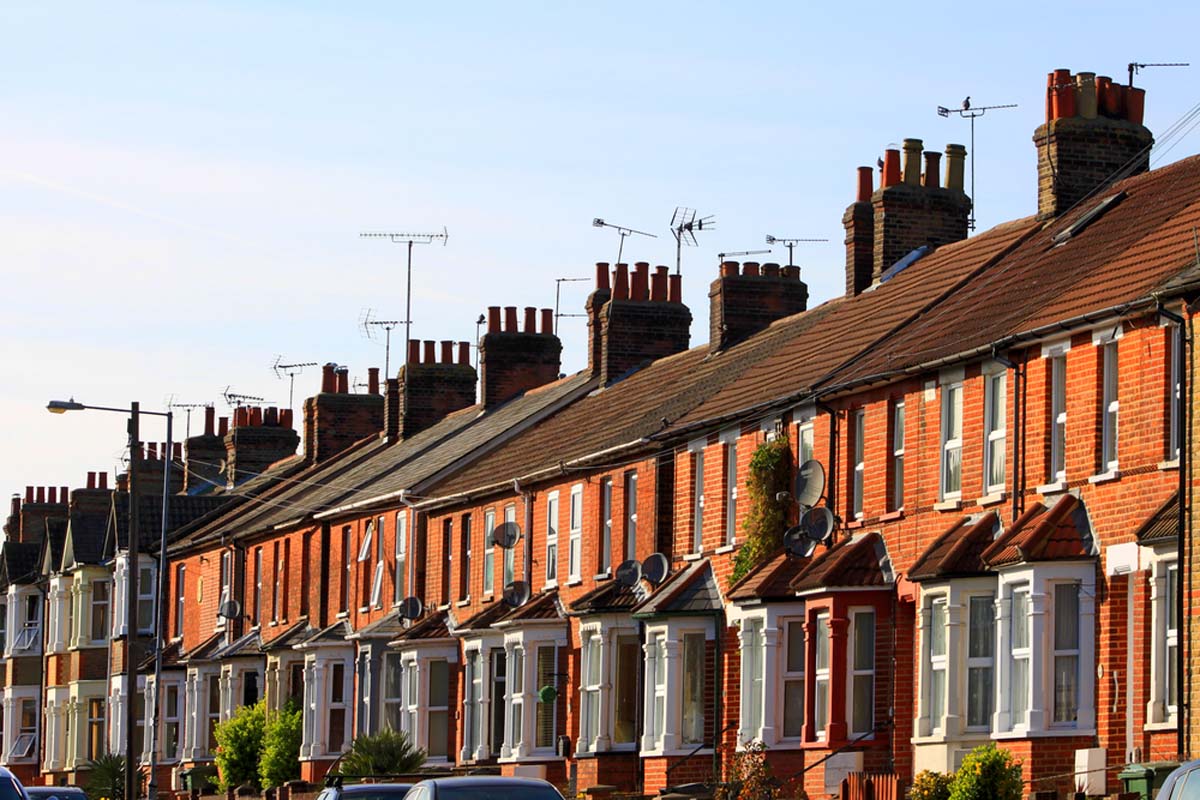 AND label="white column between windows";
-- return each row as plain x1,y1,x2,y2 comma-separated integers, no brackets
1026,588,1047,731
760,625,780,744
993,593,1012,732
662,639,682,752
